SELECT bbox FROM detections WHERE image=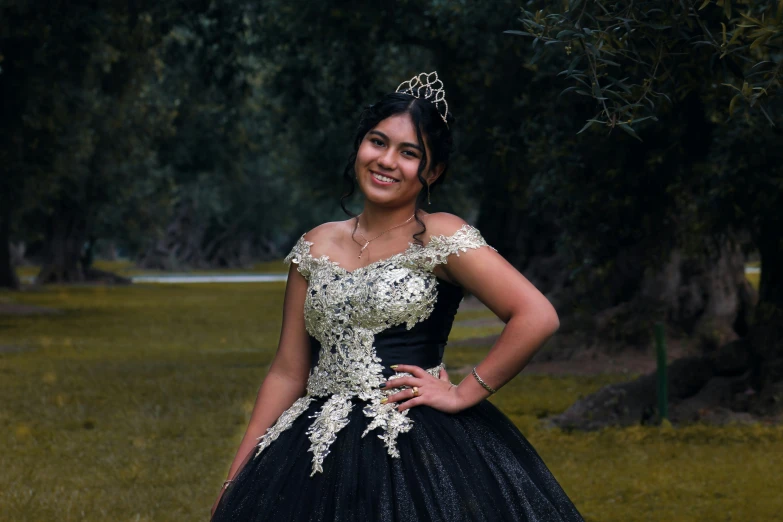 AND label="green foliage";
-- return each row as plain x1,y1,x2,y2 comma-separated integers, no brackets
2,284,783,520
246,0,530,219
513,0,783,131
505,0,783,315
3,0,534,270
0,0,181,272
